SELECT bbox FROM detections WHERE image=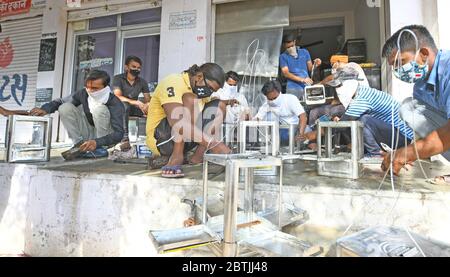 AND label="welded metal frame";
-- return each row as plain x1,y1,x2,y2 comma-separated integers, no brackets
238,121,279,156
279,124,300,164
202,153,283,257
317,121,364,179
5,115,52,163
